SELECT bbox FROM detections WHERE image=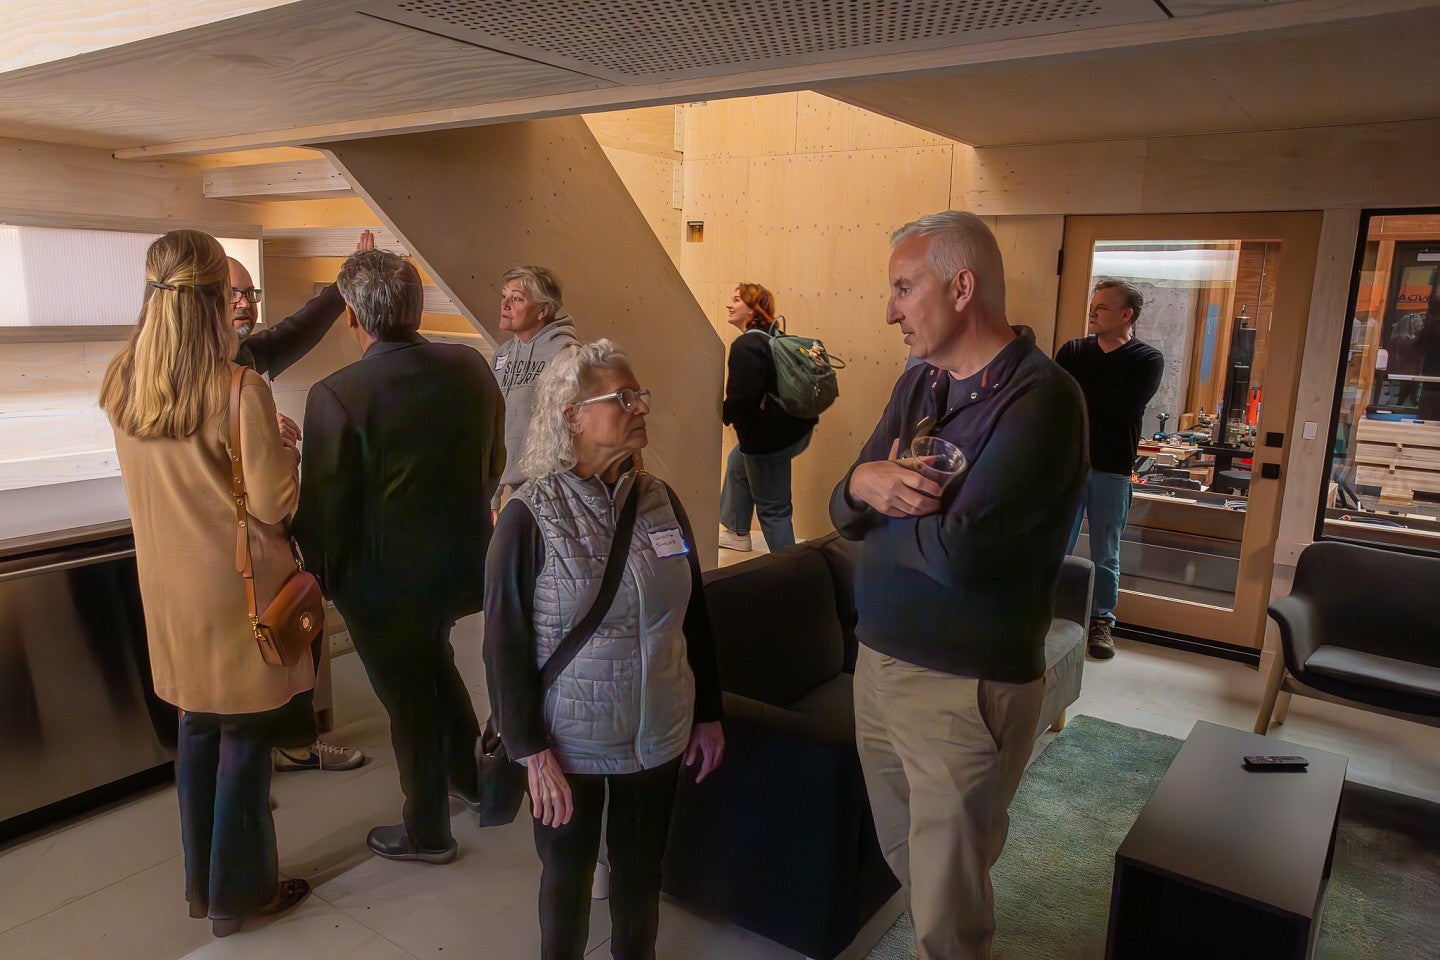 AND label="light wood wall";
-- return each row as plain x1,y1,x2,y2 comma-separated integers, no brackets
322,117,725,559
679,92,1062,539
0,138,267,535
584,108,683,270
